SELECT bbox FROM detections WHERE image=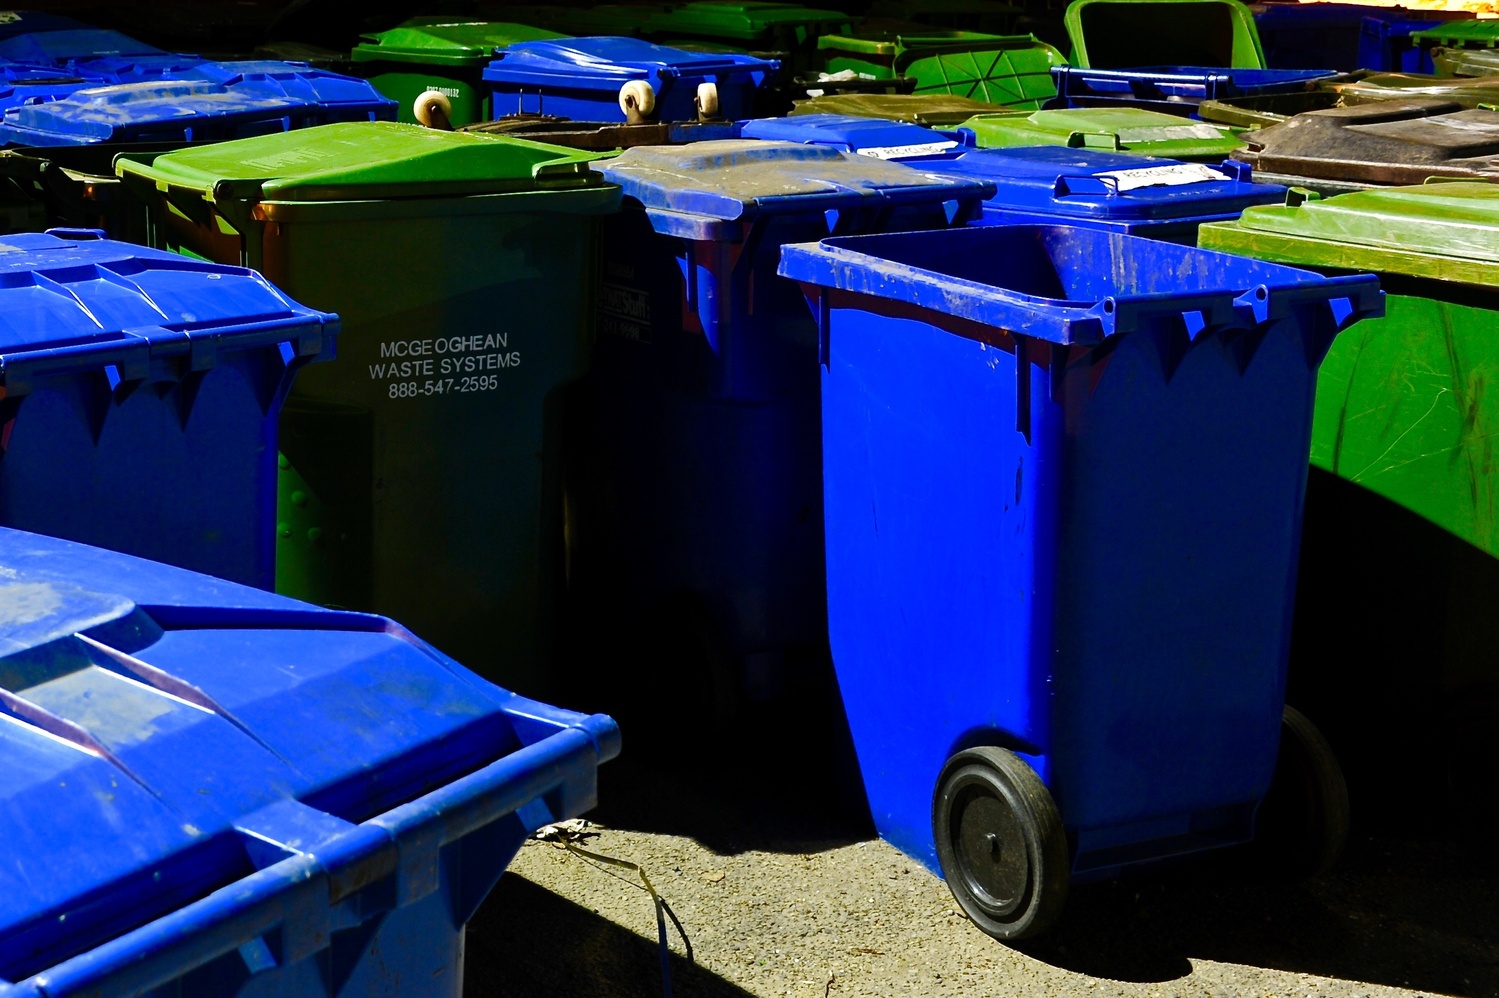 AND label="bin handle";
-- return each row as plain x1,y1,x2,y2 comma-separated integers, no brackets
1064,130,1123,150
1052,174,1121,198
43,226,106,241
